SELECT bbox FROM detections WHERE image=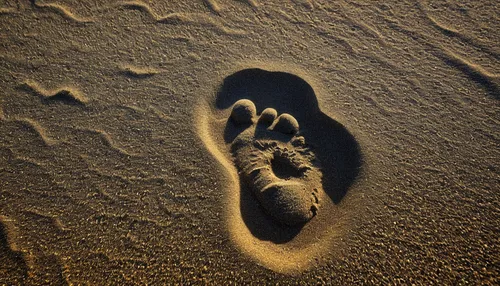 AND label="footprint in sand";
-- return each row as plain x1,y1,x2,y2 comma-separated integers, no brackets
197,68,362,272
228,99,322,226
